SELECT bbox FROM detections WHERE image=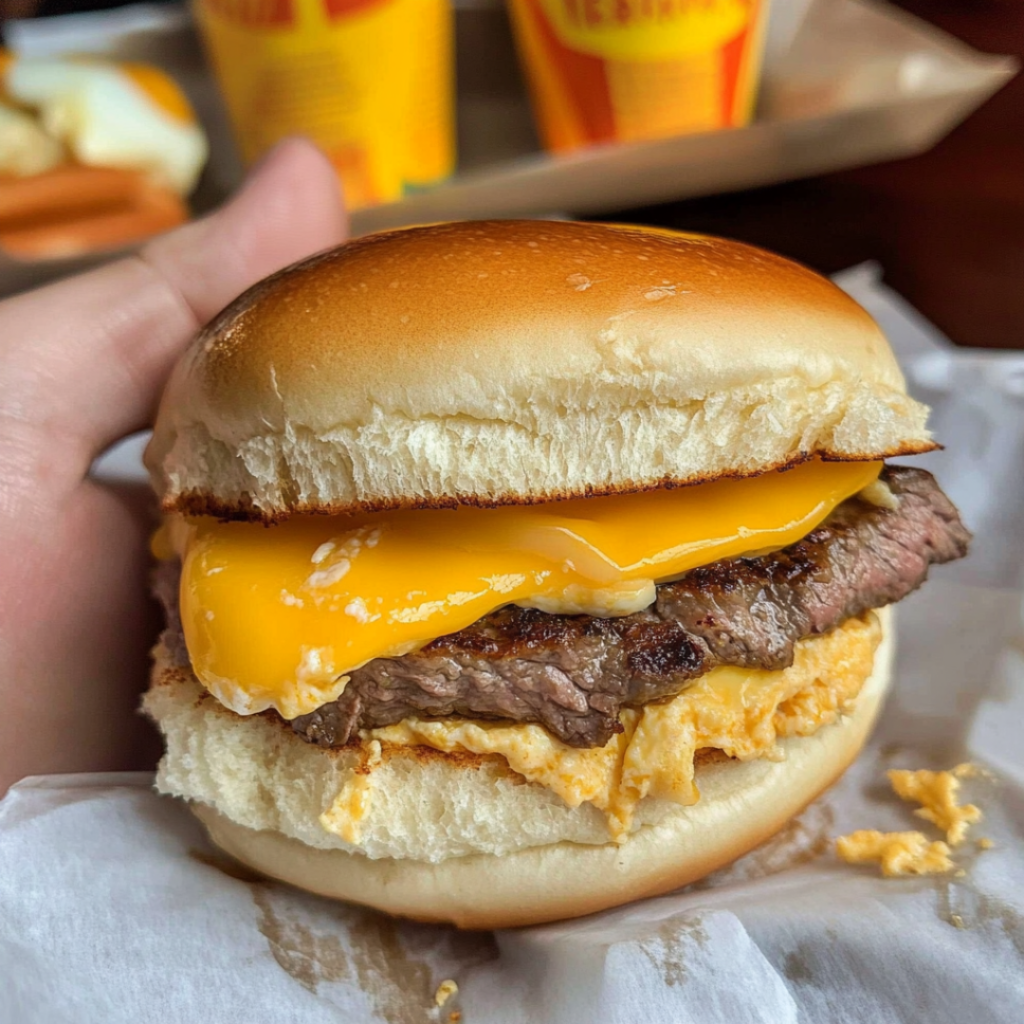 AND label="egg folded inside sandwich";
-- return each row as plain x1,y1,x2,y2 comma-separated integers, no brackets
143,221,970,928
